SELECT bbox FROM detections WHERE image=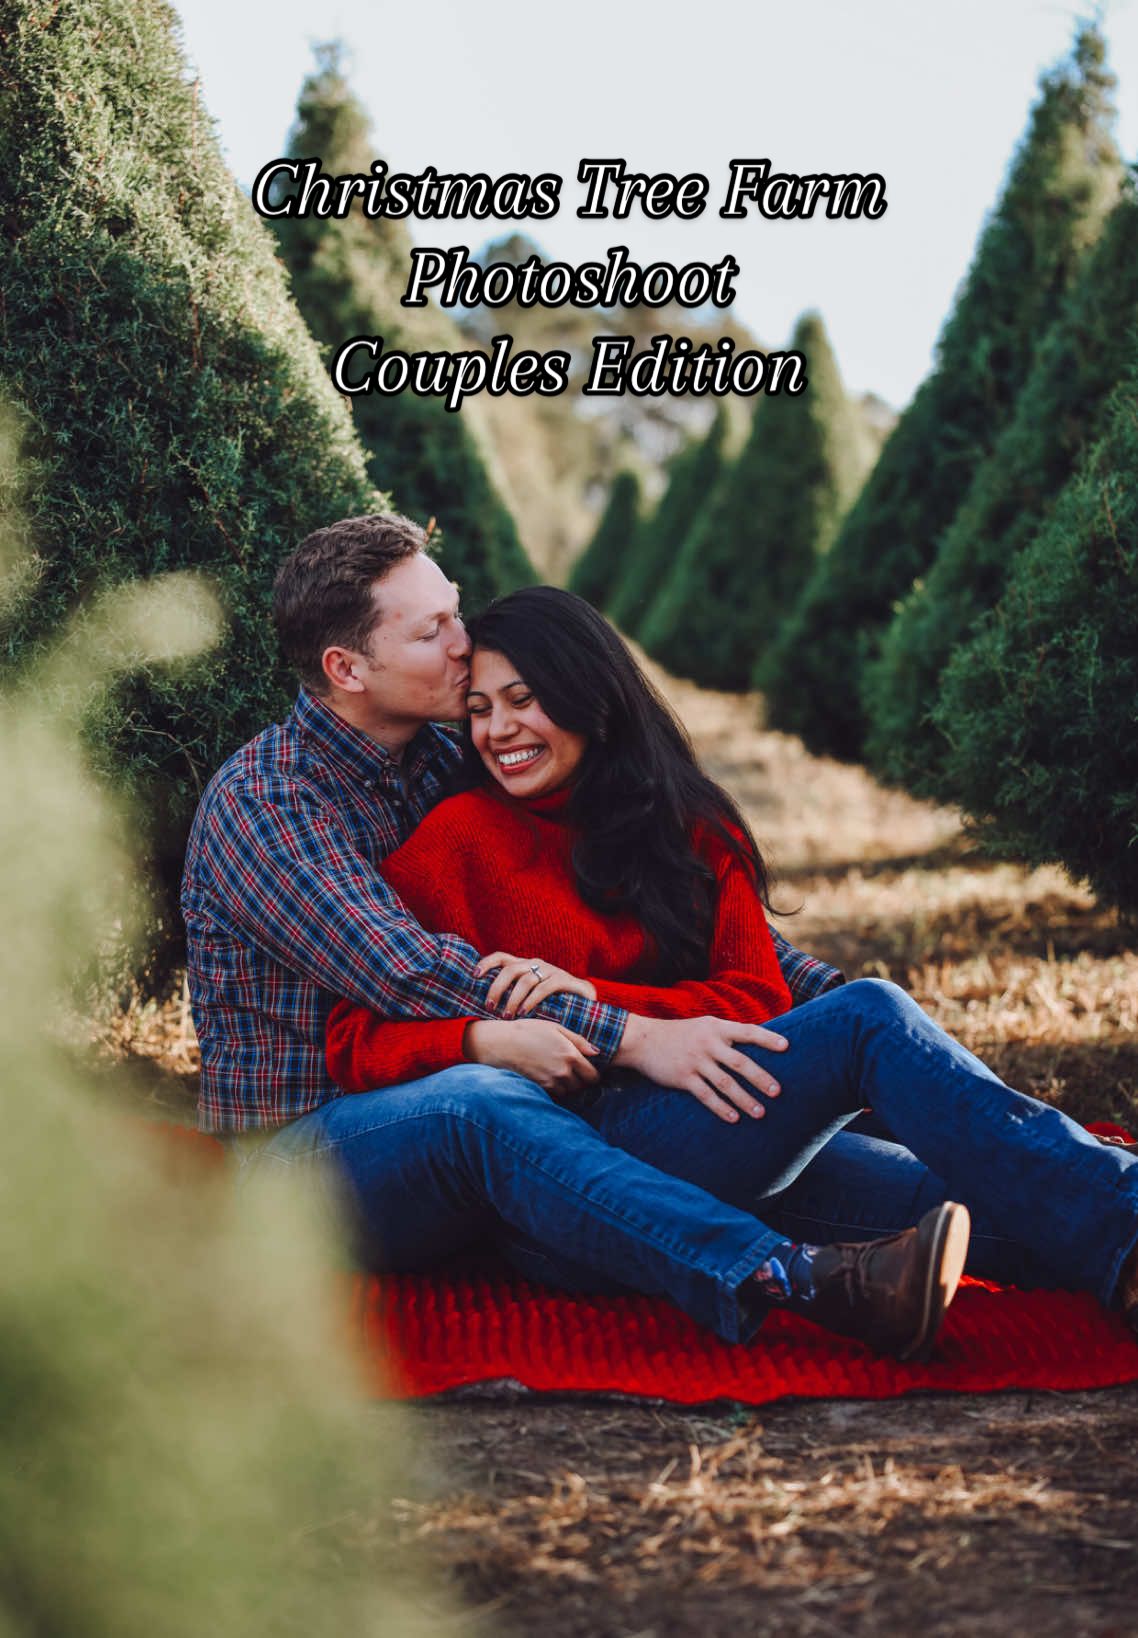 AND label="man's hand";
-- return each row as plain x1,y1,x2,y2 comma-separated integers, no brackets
476,952,598,1017
464,1019,601,1098
614,1014,788,1124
